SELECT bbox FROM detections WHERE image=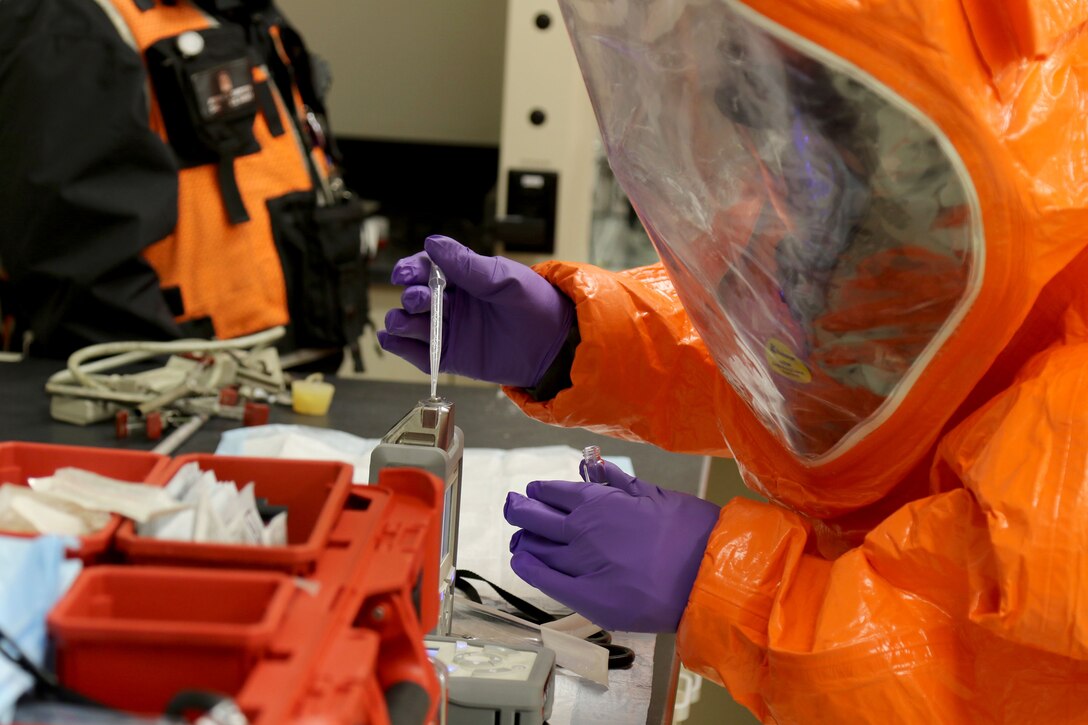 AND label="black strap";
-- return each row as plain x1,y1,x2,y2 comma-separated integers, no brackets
338,259,366,371
133,0,155,10
177,316,216,339
161,286,185,317
454,569,636,670
604,642,635,669
216,155,250,224
347,333,364,372
456,569,557,626
0,627,106,708
255,80,285,137
456,576,483,605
